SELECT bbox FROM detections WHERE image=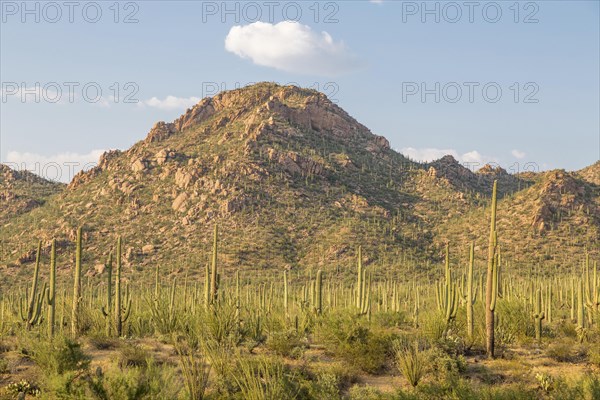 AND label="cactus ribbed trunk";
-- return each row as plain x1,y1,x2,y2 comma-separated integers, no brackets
210,224,218,305
486,181,498,358
356,246,363,310
467,242,475,340
47,240,56,337
315,270,323,315
115,237,123,336
71,227,83,337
